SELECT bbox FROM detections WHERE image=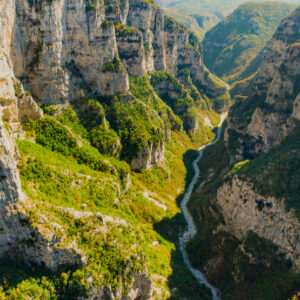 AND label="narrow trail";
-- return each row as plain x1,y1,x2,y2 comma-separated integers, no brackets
179,113,227,300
